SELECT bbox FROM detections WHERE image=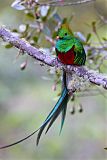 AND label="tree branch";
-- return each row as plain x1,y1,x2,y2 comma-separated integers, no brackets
38,0,95,6
0,26,107,90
